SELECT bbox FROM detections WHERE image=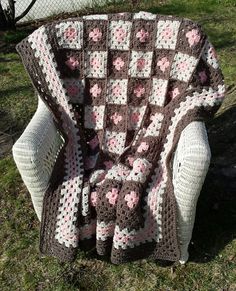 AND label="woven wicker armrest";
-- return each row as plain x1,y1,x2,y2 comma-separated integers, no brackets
173,121,211,264
12,97,63,220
